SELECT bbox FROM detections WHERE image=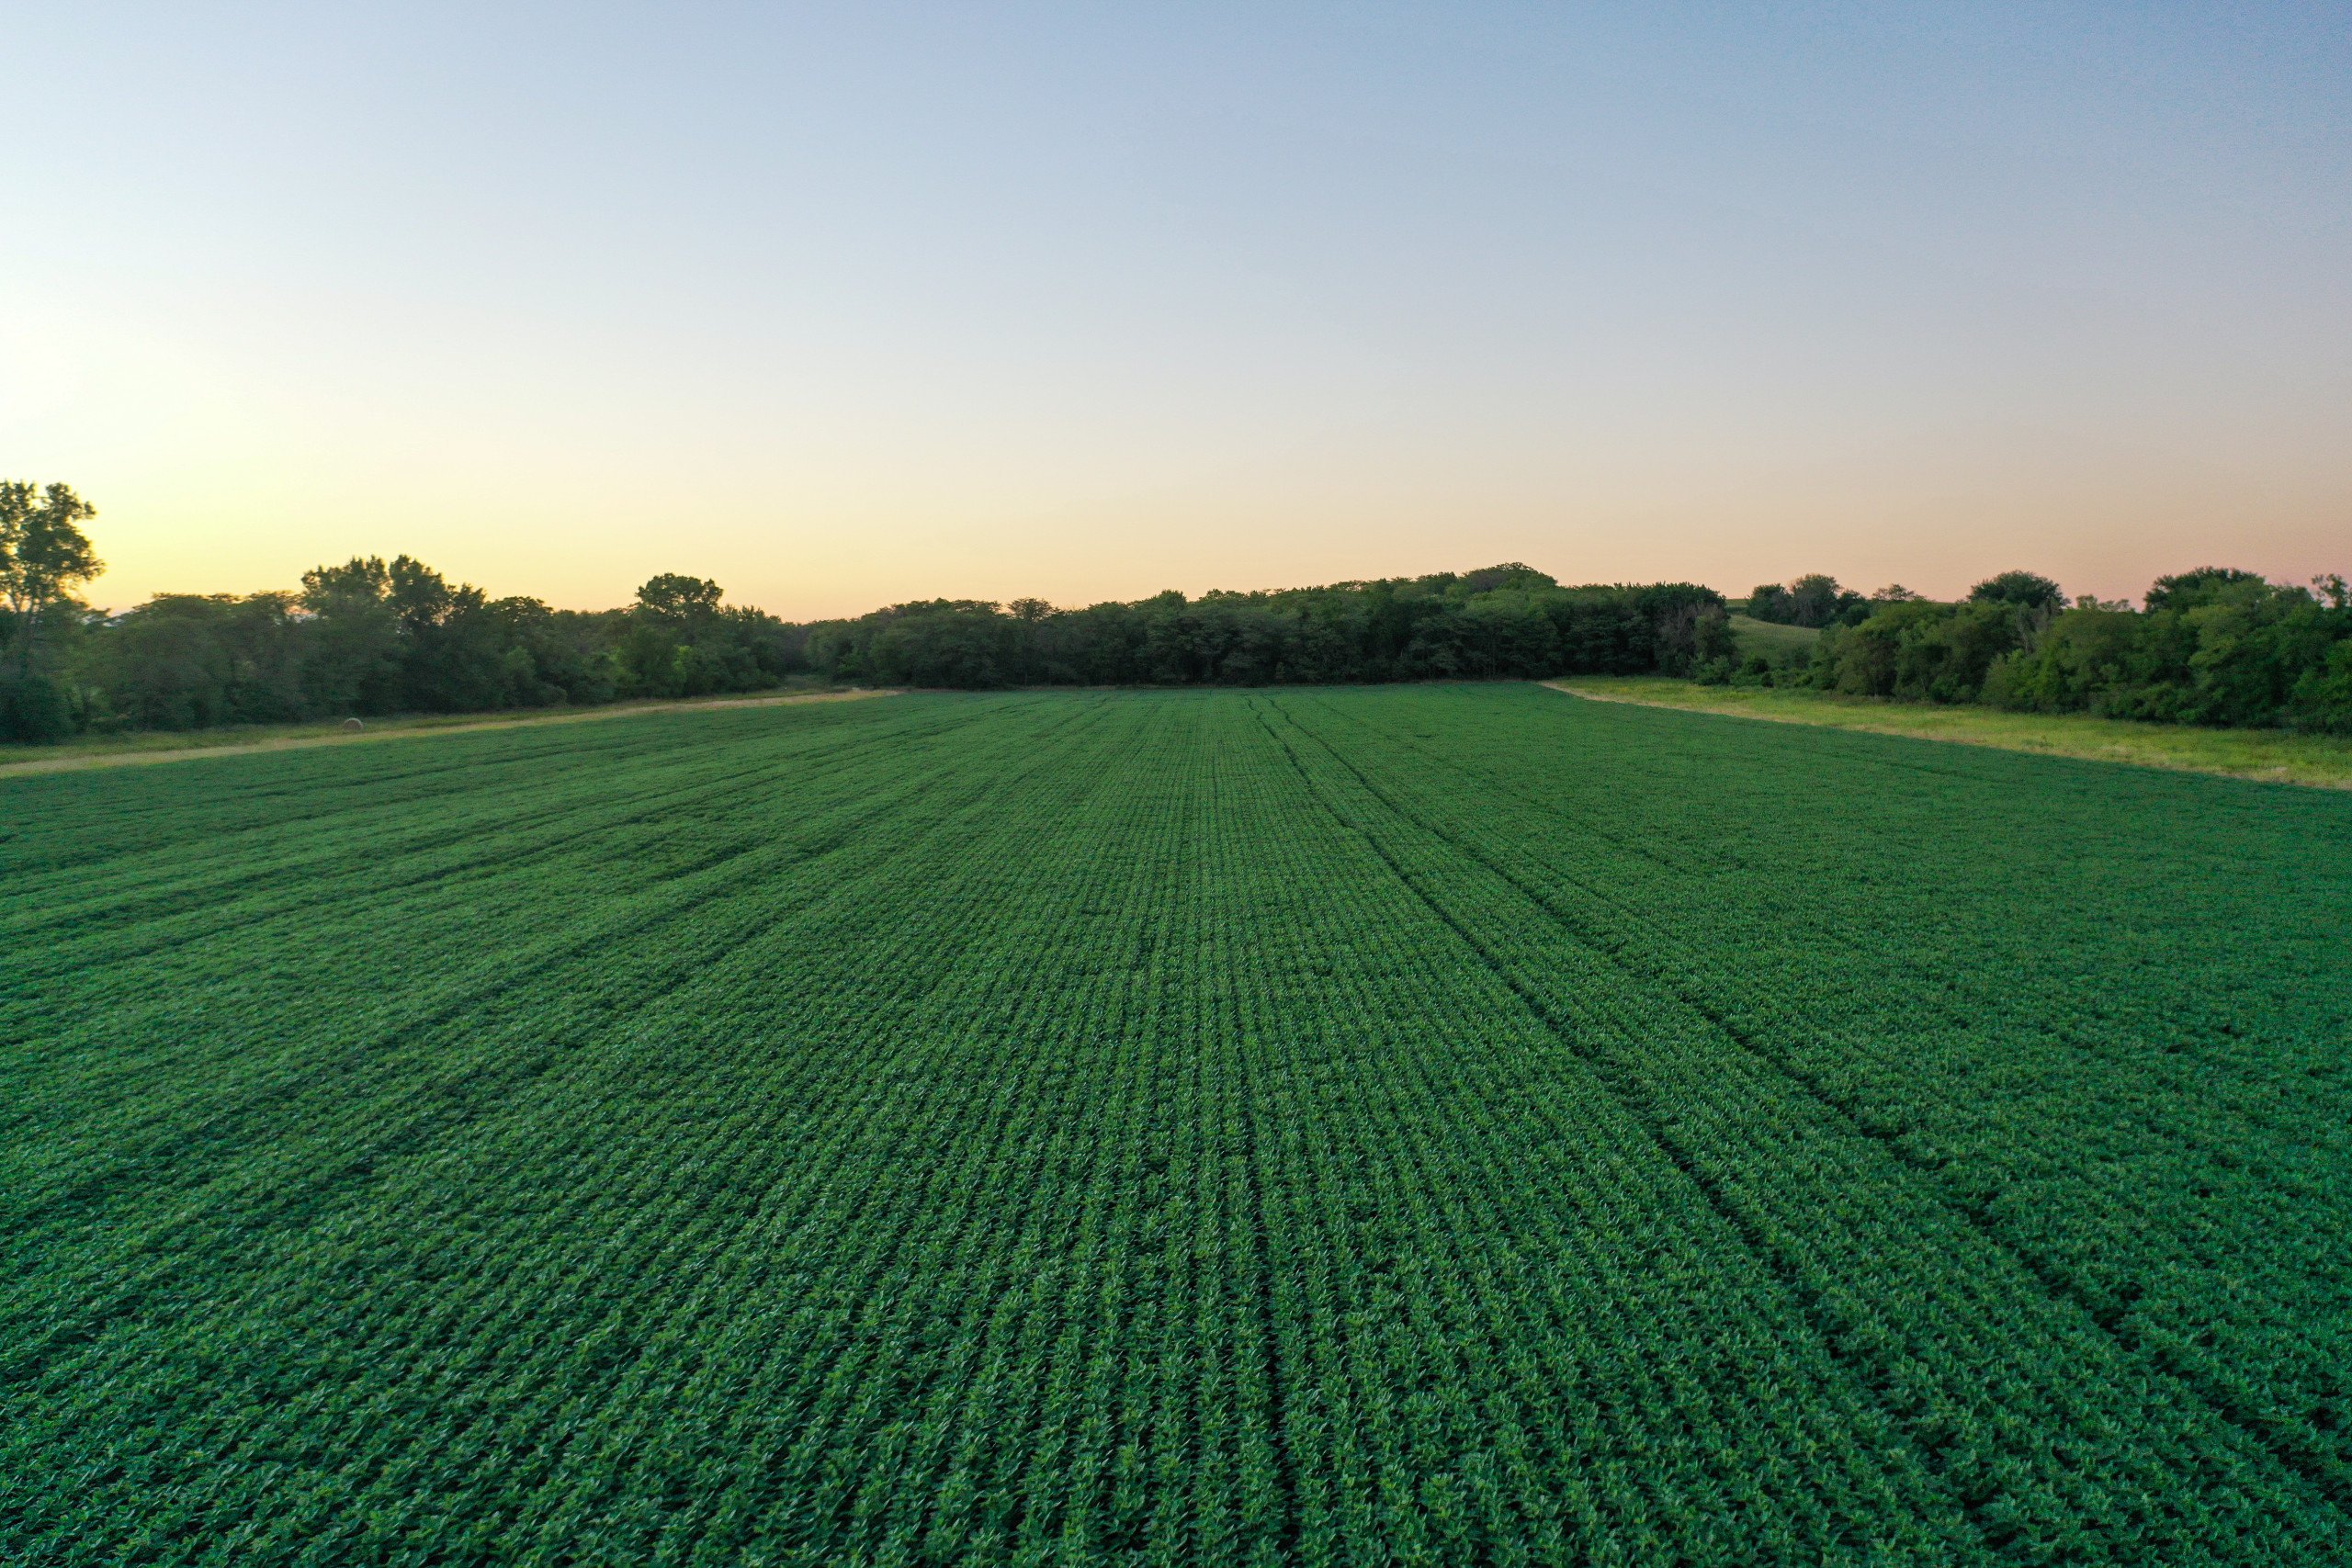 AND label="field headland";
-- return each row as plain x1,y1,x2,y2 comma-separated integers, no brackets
1551,675,2352,789
0,687,897,777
